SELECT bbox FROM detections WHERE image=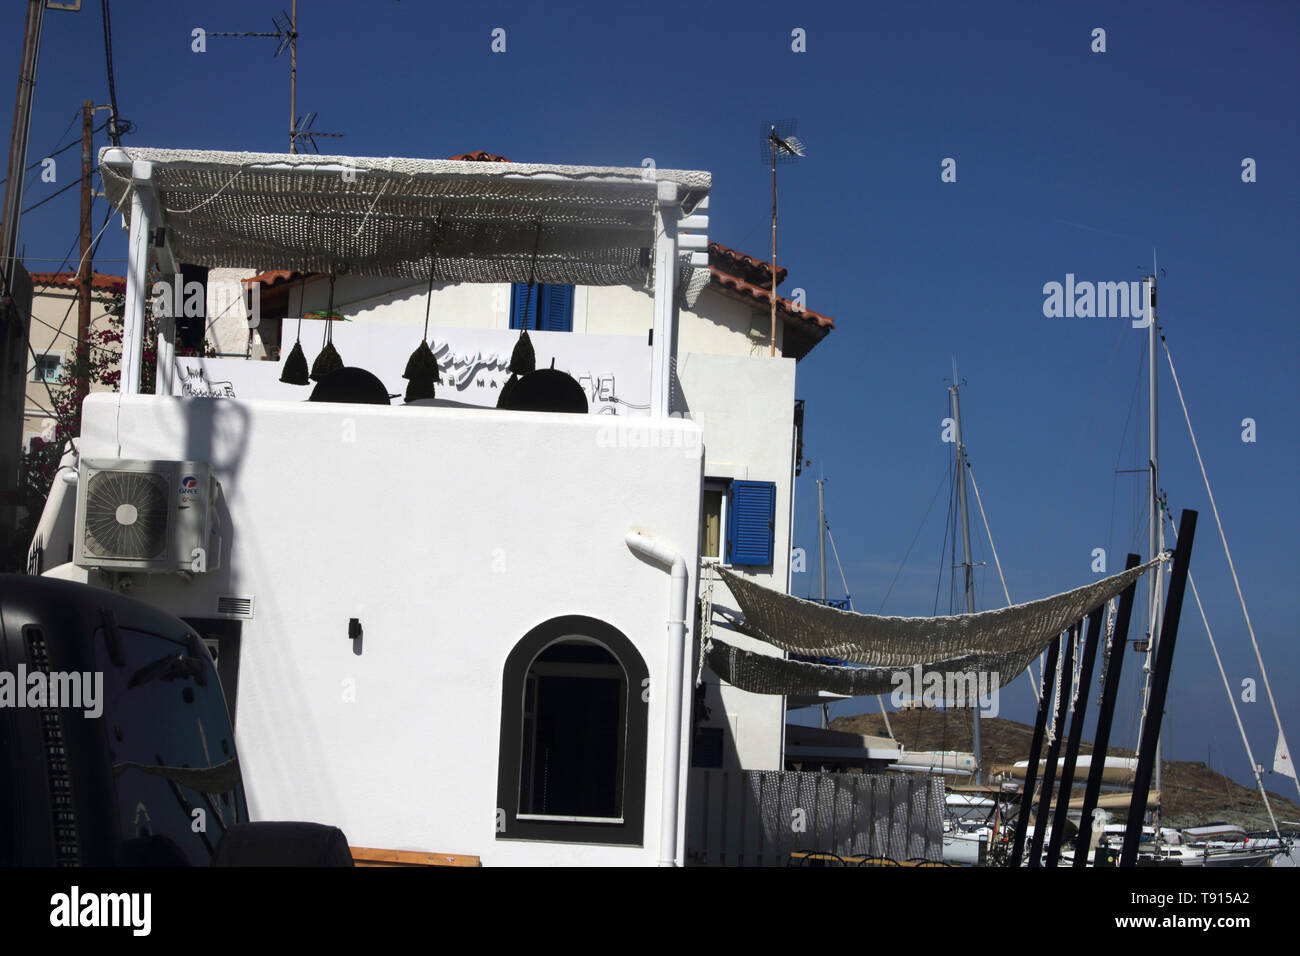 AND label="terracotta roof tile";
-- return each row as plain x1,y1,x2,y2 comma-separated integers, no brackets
707,262,835,331
29,271,125,293
708,242,787,288
245,270,314,288
448,151,512,163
